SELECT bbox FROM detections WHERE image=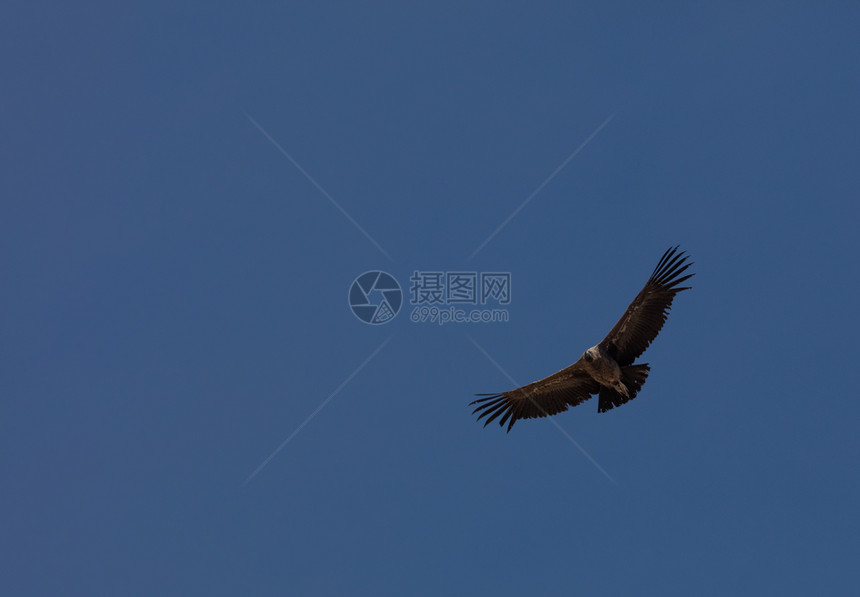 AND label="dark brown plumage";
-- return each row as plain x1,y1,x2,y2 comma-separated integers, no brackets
471,246,694,431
